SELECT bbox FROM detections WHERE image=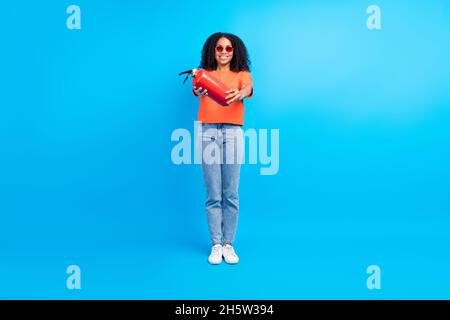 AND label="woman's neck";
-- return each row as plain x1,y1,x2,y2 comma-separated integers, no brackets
216,64,230,71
